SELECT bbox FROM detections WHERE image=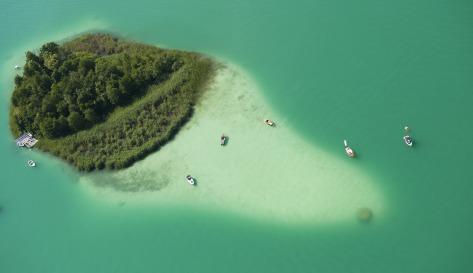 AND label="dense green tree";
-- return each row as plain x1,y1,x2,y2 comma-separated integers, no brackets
84,108,99,123
79,57,95,74
68,111,86,131
10,33,213,171
39,116,56,138
14,75,22,86
40,42,60,55
106,82,121,105
26,51,41,63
